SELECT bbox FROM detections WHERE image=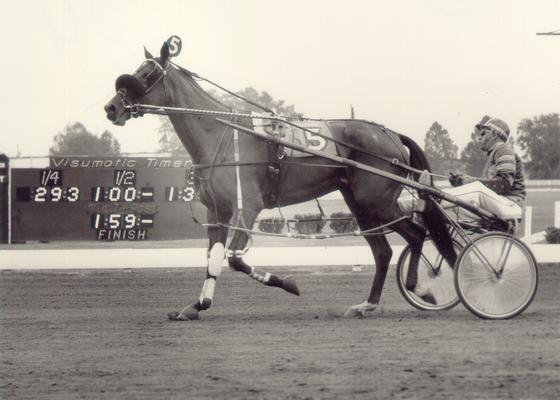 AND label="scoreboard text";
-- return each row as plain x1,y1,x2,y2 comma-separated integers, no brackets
10,160,207,242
